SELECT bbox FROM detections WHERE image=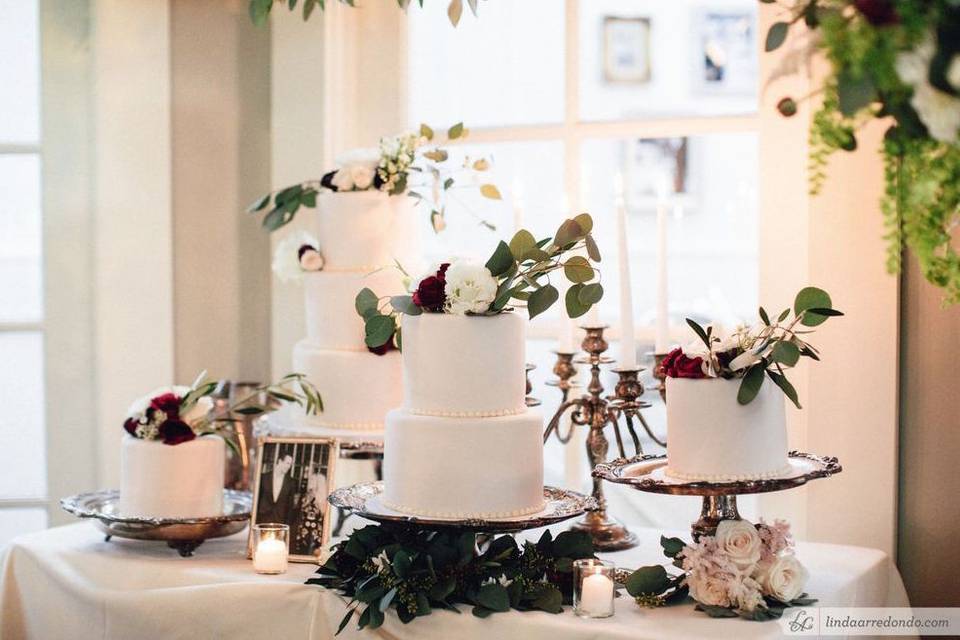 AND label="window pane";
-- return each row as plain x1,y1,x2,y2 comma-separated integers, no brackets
420,140,565,264
581,132,759,330
0,154,43,323
0,332,46,499
579,0,758,122
0,507,46,547
407,0,564,129
0,0,40,144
